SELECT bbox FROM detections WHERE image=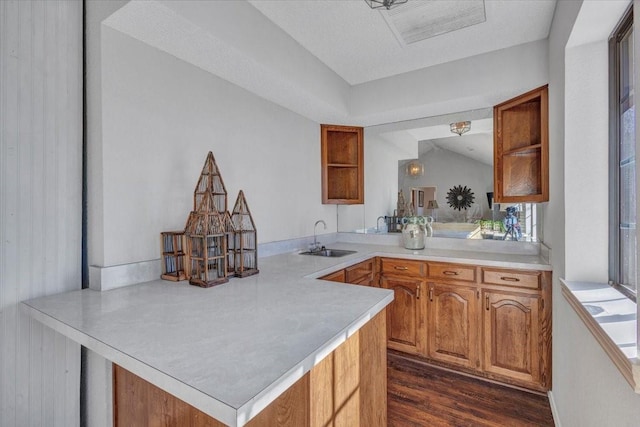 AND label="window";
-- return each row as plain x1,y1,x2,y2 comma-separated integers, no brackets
609,6,637,299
